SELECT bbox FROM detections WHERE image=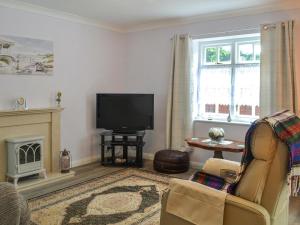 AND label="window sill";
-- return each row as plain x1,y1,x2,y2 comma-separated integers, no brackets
194,118,251,126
